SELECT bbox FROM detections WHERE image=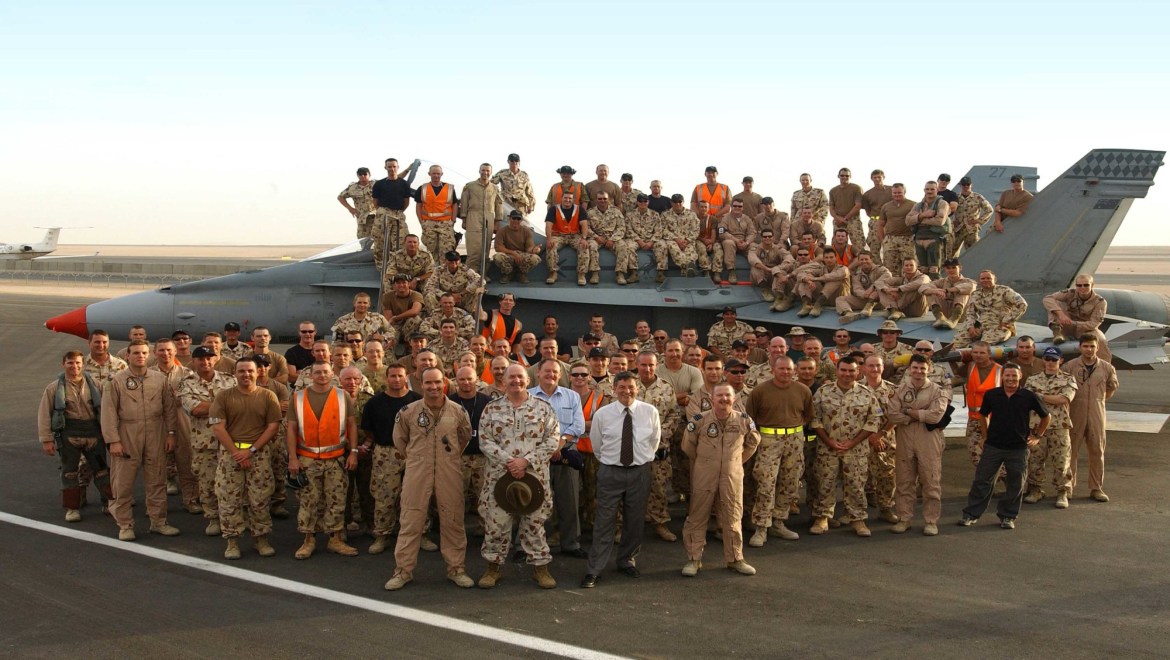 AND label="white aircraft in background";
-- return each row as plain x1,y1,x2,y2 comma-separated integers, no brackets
0,228,62,260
